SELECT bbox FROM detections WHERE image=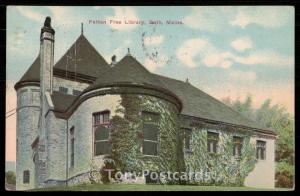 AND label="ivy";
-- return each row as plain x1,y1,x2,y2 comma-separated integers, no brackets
184,128,256,186
94,94,256,186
